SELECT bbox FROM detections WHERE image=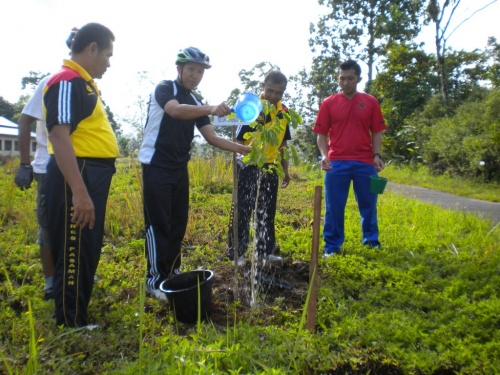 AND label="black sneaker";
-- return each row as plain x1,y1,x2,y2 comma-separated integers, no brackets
44,288,54,301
